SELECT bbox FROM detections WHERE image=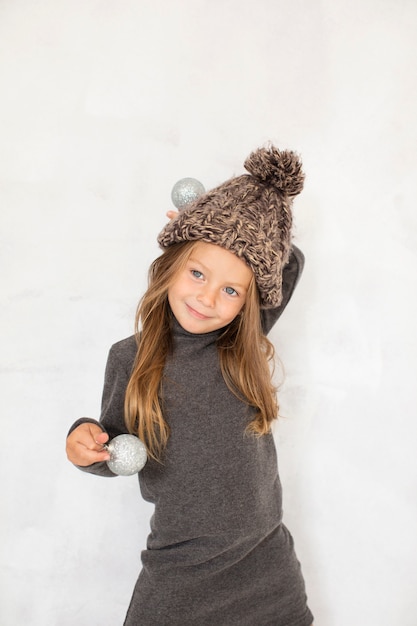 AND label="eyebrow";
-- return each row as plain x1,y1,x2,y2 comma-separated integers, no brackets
188,256,249,290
